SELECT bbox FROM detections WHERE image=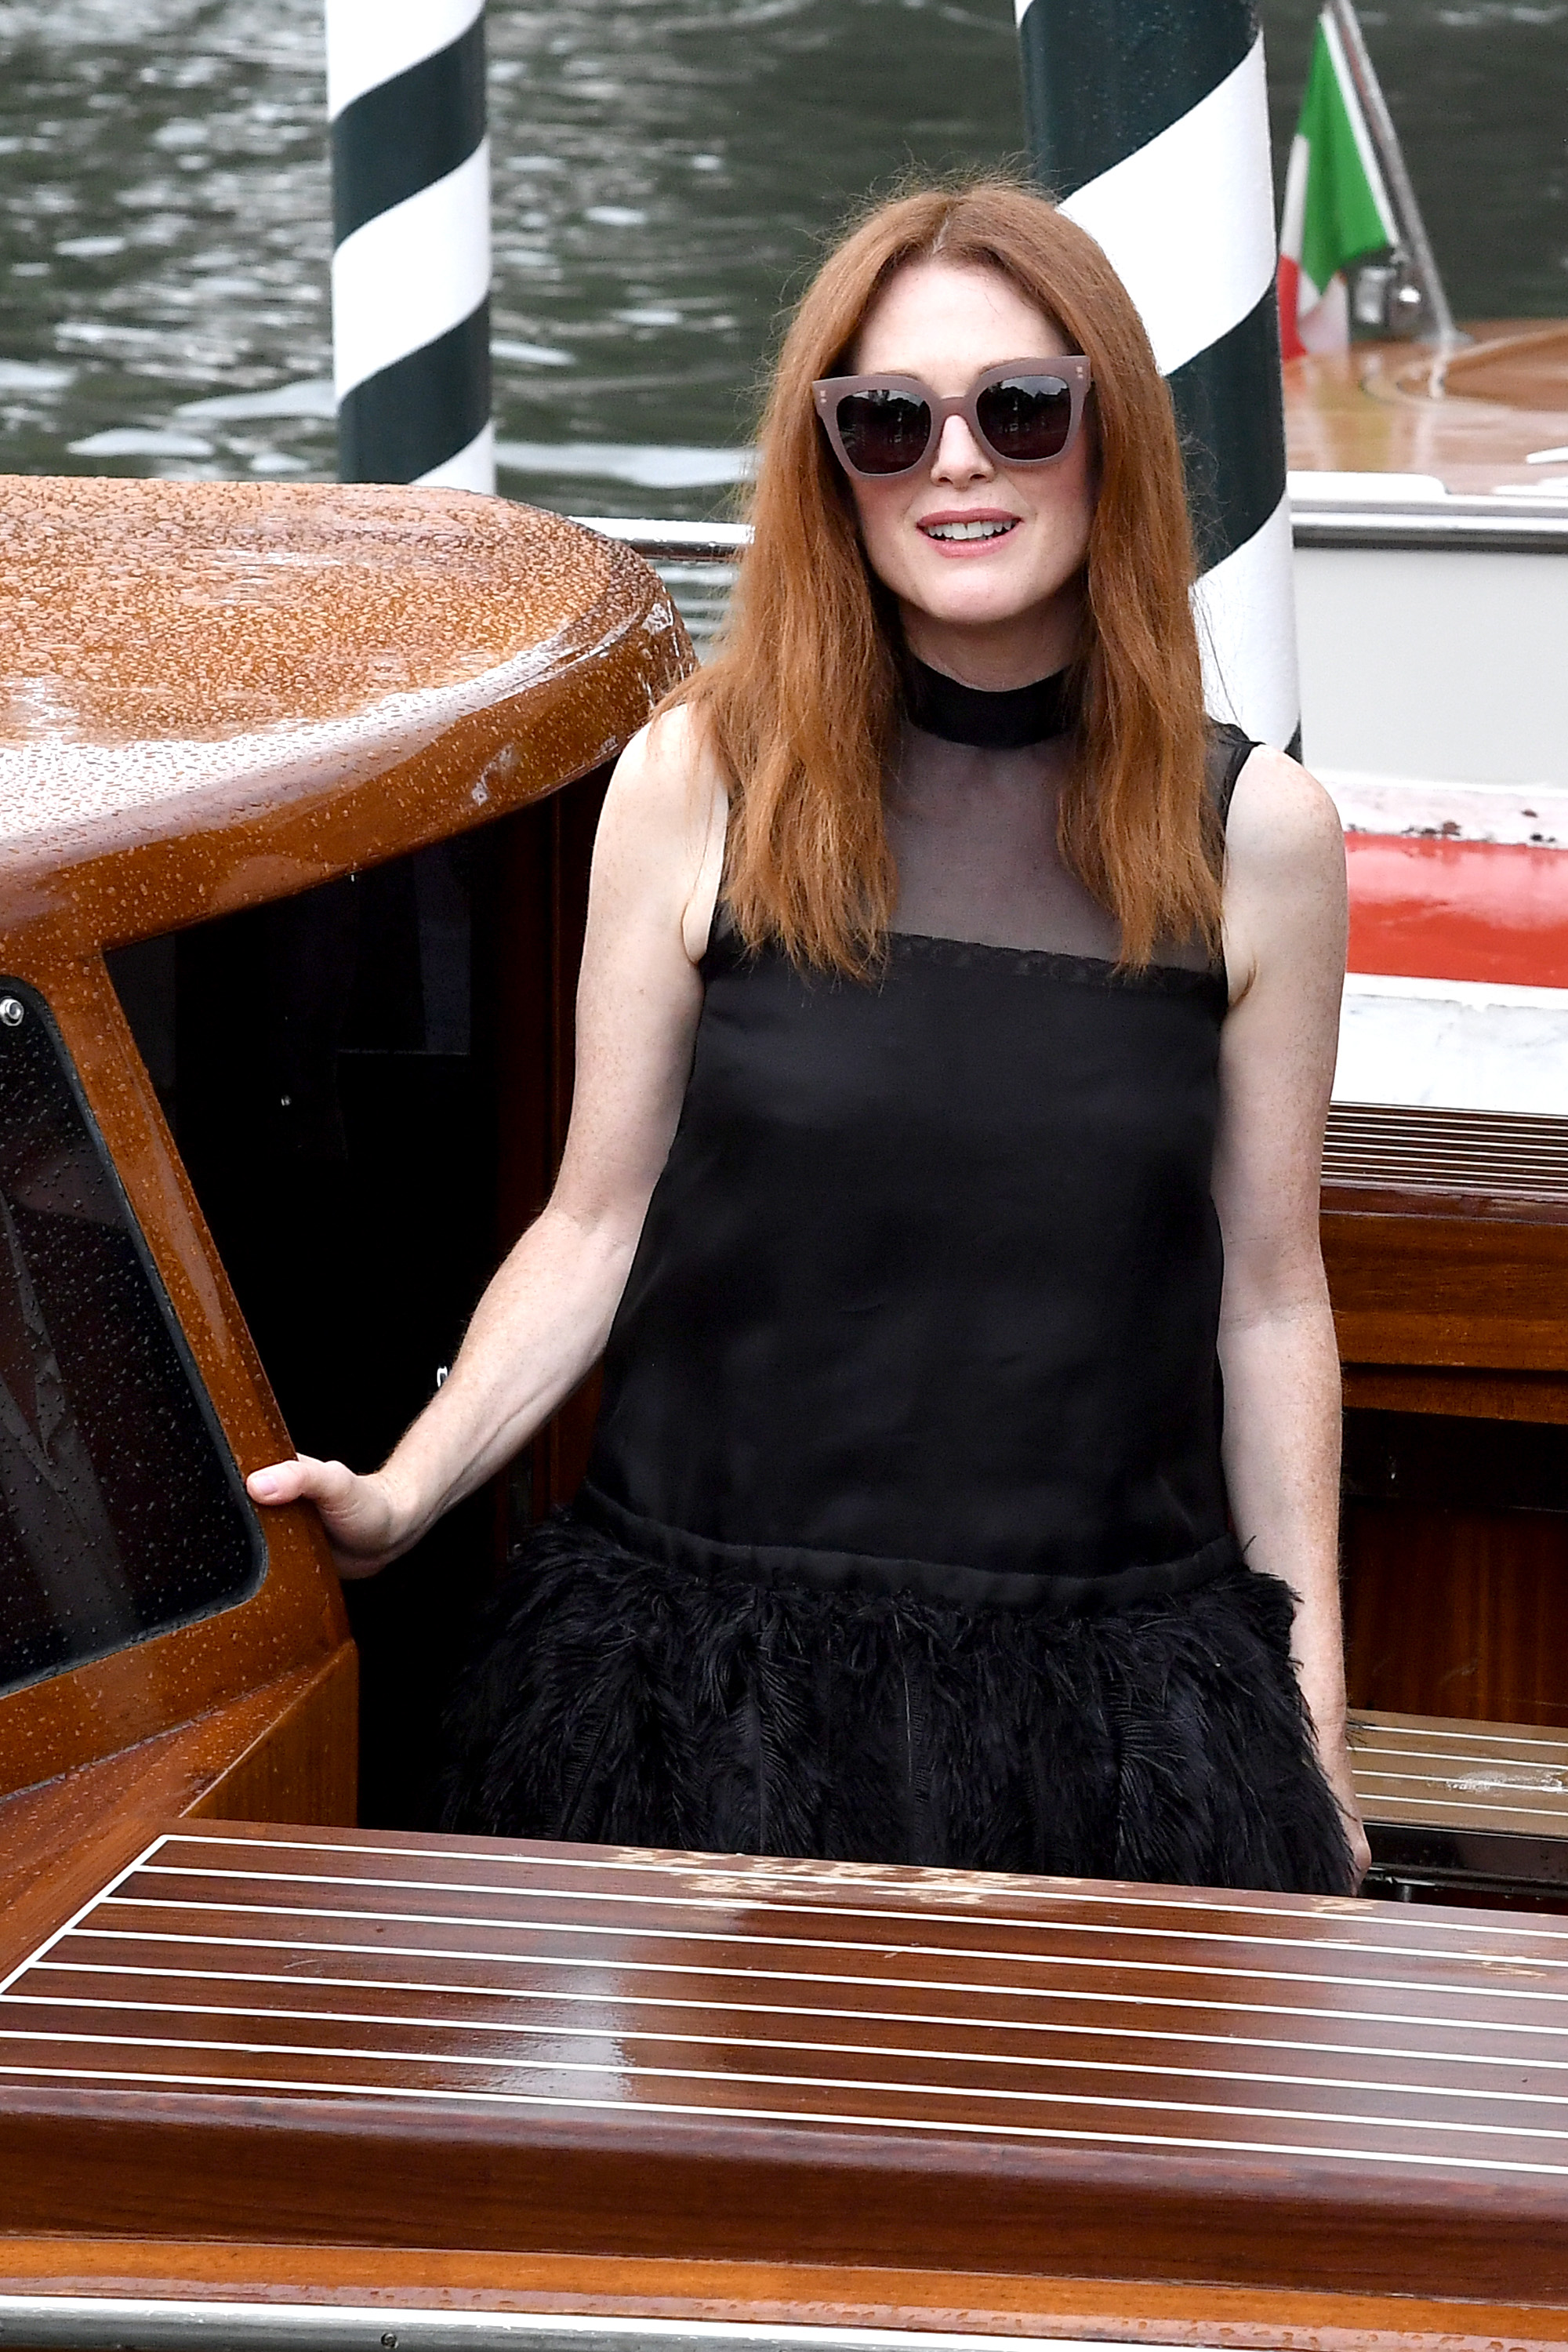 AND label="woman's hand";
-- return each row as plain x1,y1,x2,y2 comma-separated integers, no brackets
1316,1720,1373,1892
246,1455,416,1579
